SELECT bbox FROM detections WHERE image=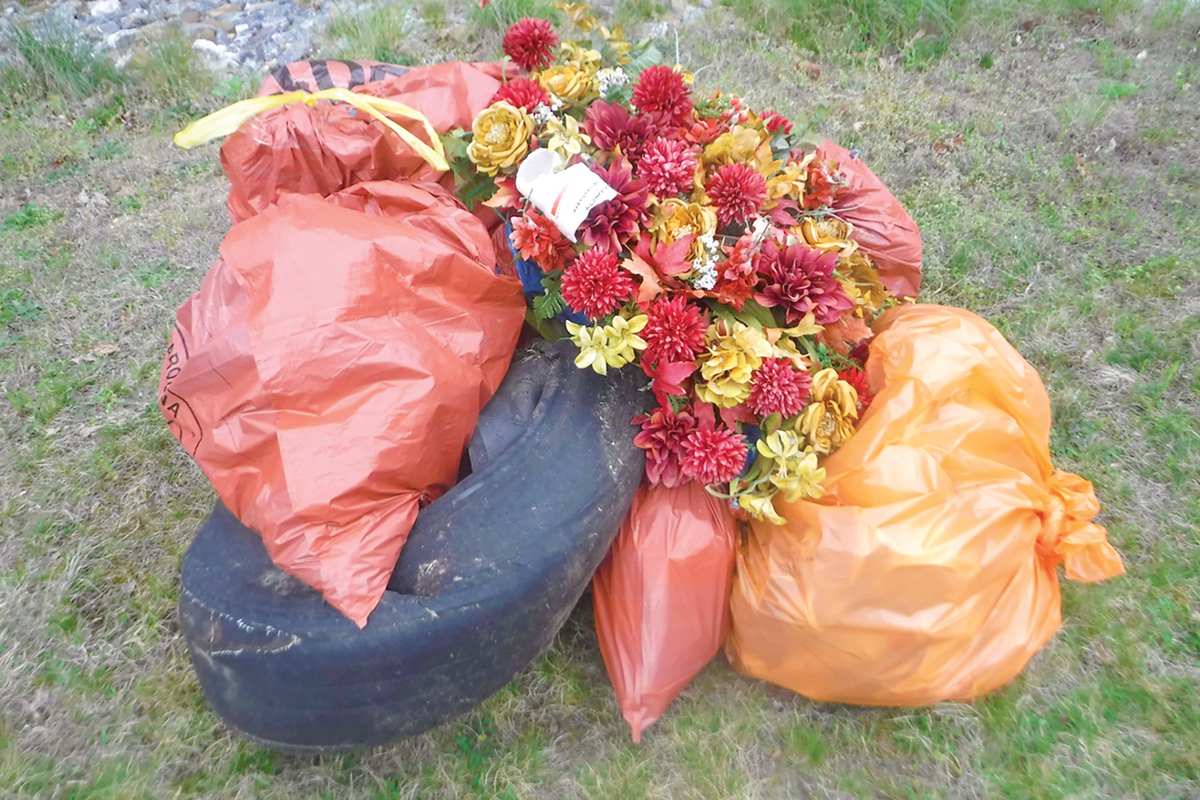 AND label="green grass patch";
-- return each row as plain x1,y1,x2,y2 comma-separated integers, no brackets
2,203,62,233
325,3,419,64
2,22,121,100
468,0,563,30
